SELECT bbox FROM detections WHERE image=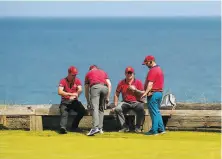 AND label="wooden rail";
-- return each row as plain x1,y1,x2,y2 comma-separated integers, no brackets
0,103,221,132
